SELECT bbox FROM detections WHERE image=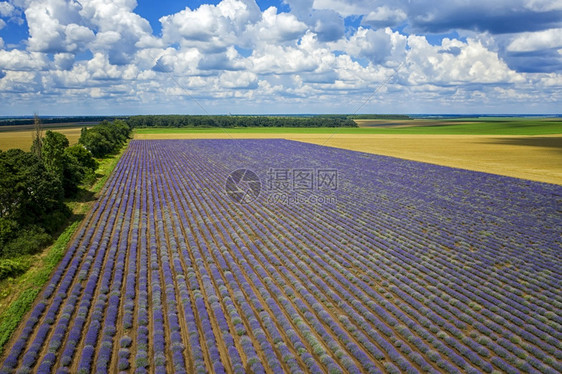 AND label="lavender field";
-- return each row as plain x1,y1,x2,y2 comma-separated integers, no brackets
1,139,561,374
